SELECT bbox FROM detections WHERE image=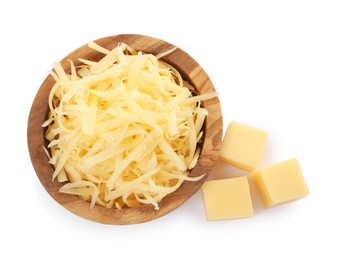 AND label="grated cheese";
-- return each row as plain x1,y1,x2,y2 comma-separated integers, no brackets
43,42,218,210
